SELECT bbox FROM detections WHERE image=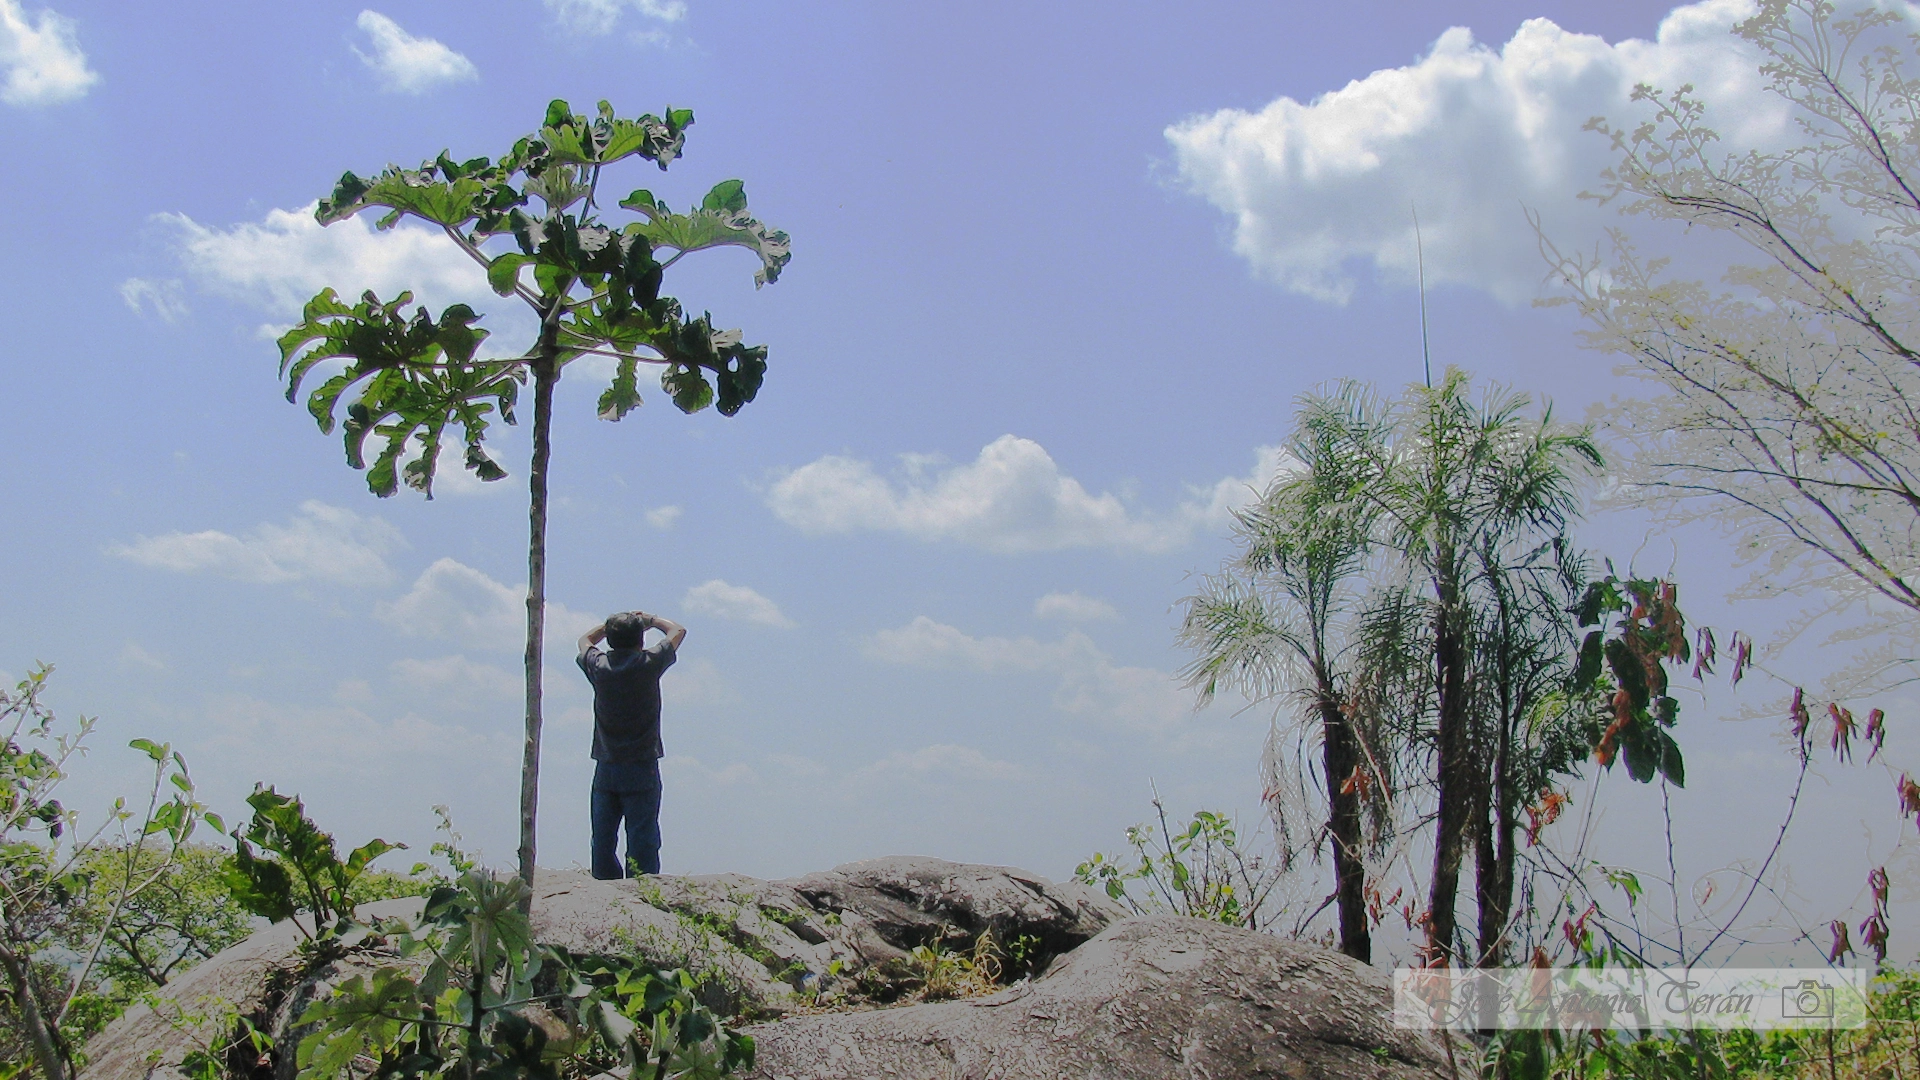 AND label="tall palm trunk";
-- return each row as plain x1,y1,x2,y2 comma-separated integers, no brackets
517,322,559,903
1428,548,1473,965
1318,689,1371,963
1476,694,1518,968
